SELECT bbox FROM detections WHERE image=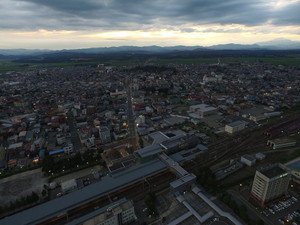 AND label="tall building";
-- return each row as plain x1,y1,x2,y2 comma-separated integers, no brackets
250,163,291,207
